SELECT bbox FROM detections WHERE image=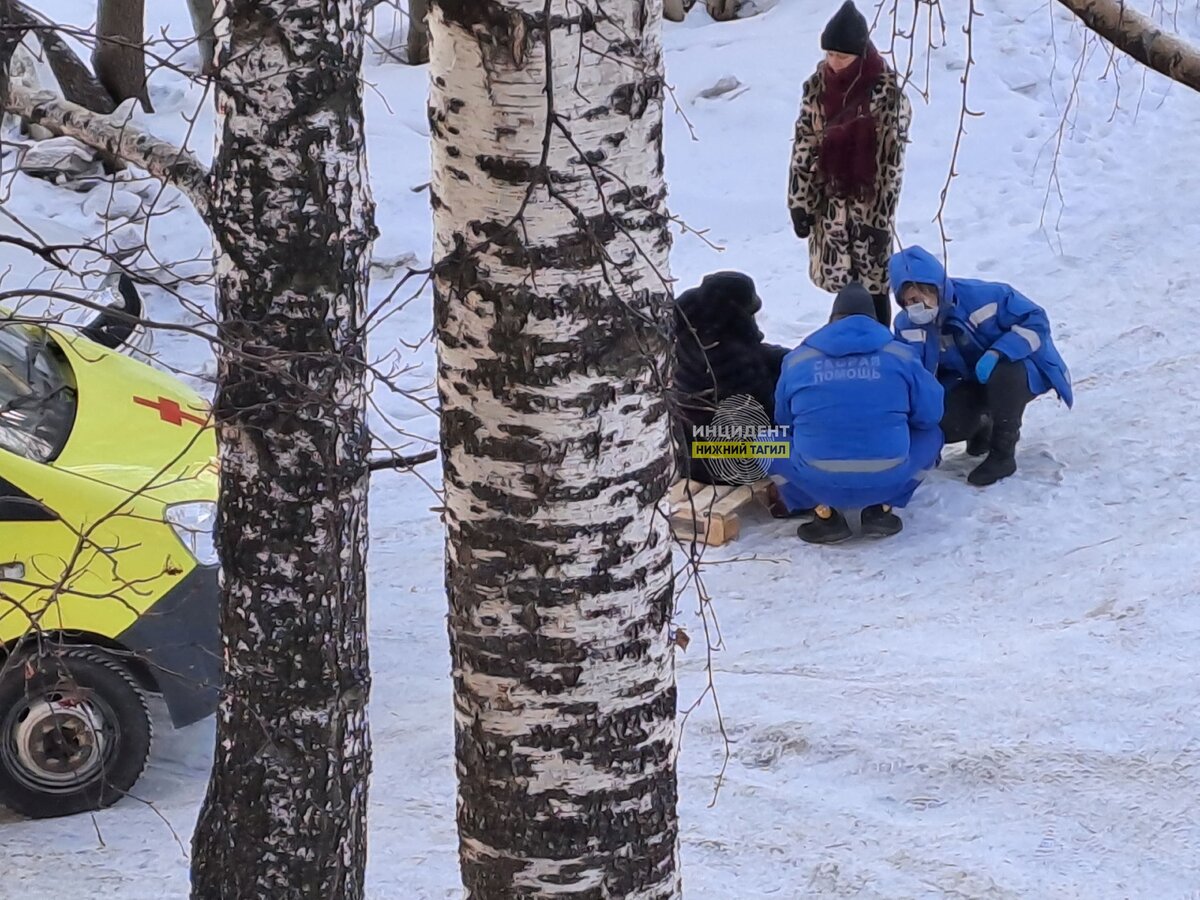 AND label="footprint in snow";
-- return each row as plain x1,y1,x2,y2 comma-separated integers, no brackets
694,76,749,104
736,724,811,770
